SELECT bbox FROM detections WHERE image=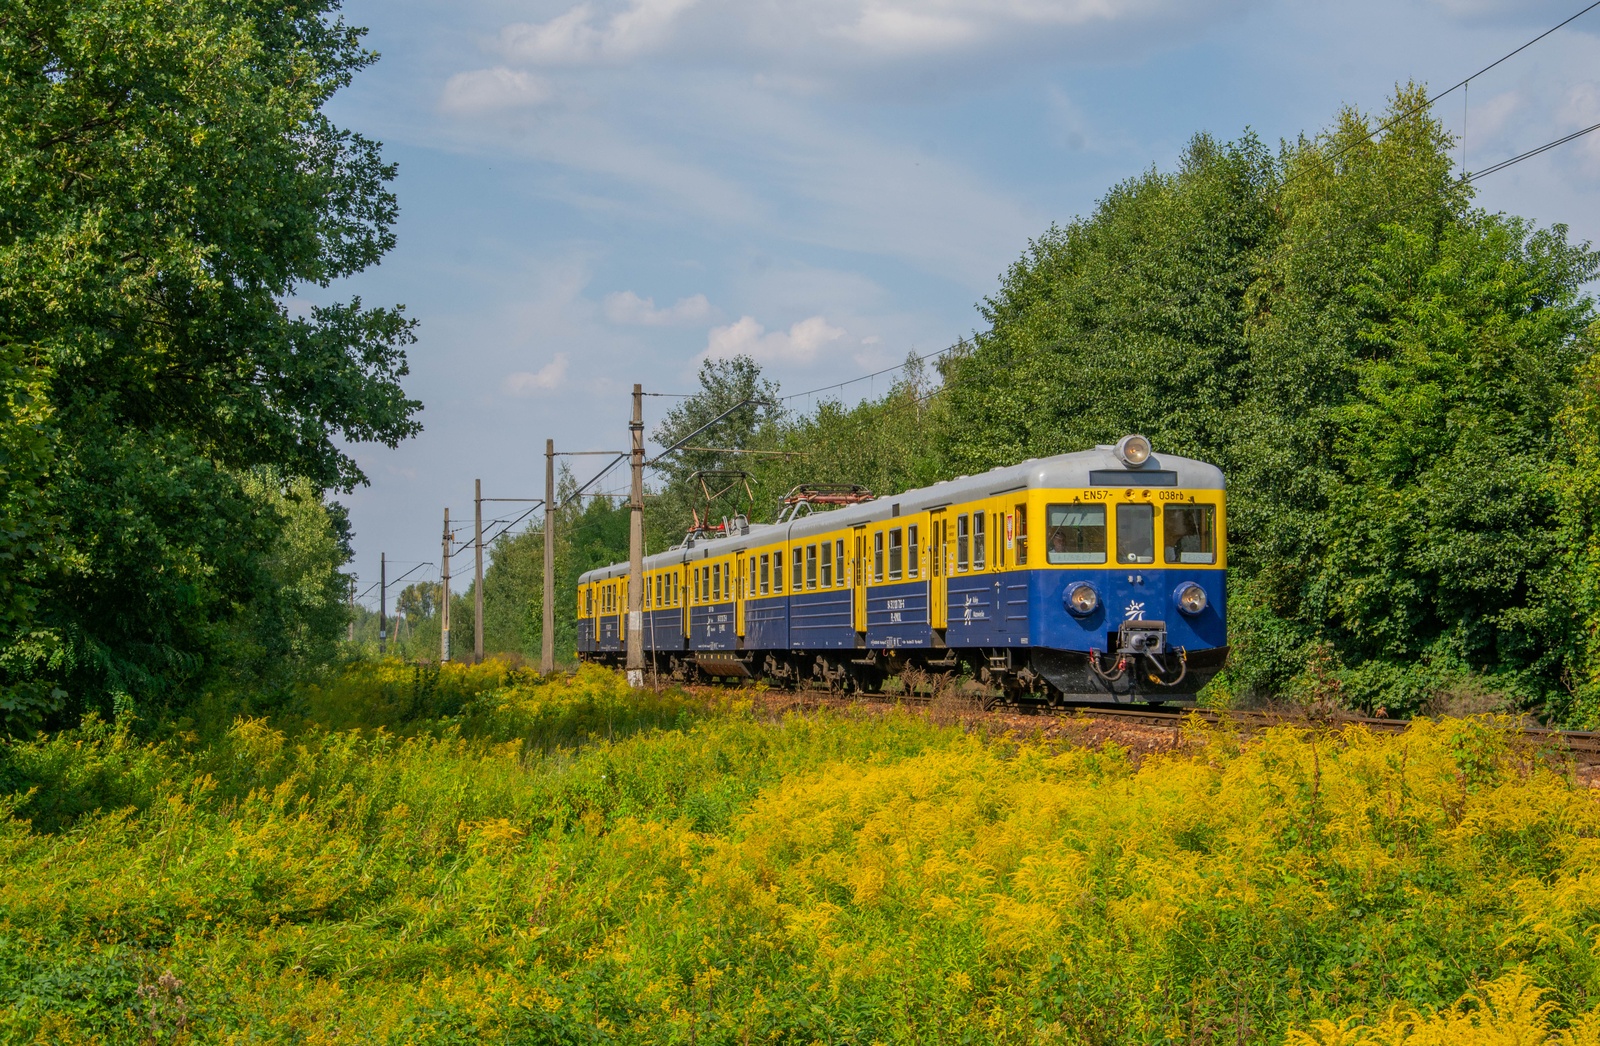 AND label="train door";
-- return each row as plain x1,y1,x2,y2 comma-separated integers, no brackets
930,509,947,630
735,551,748,640
852,525,868,633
